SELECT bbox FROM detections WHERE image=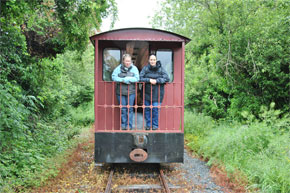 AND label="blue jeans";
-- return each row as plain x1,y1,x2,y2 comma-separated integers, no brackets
117,94,135,129
144,100,161,129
